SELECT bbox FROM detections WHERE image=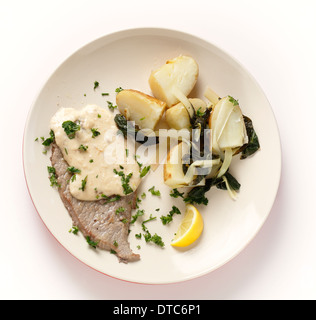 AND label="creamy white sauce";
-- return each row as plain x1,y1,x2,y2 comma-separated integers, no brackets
50,105,141,201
